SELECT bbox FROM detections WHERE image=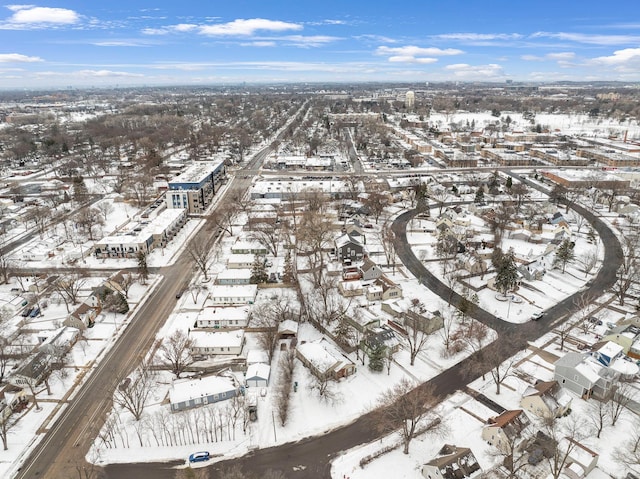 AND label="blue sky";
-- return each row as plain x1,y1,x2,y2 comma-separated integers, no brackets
1,1,640,89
